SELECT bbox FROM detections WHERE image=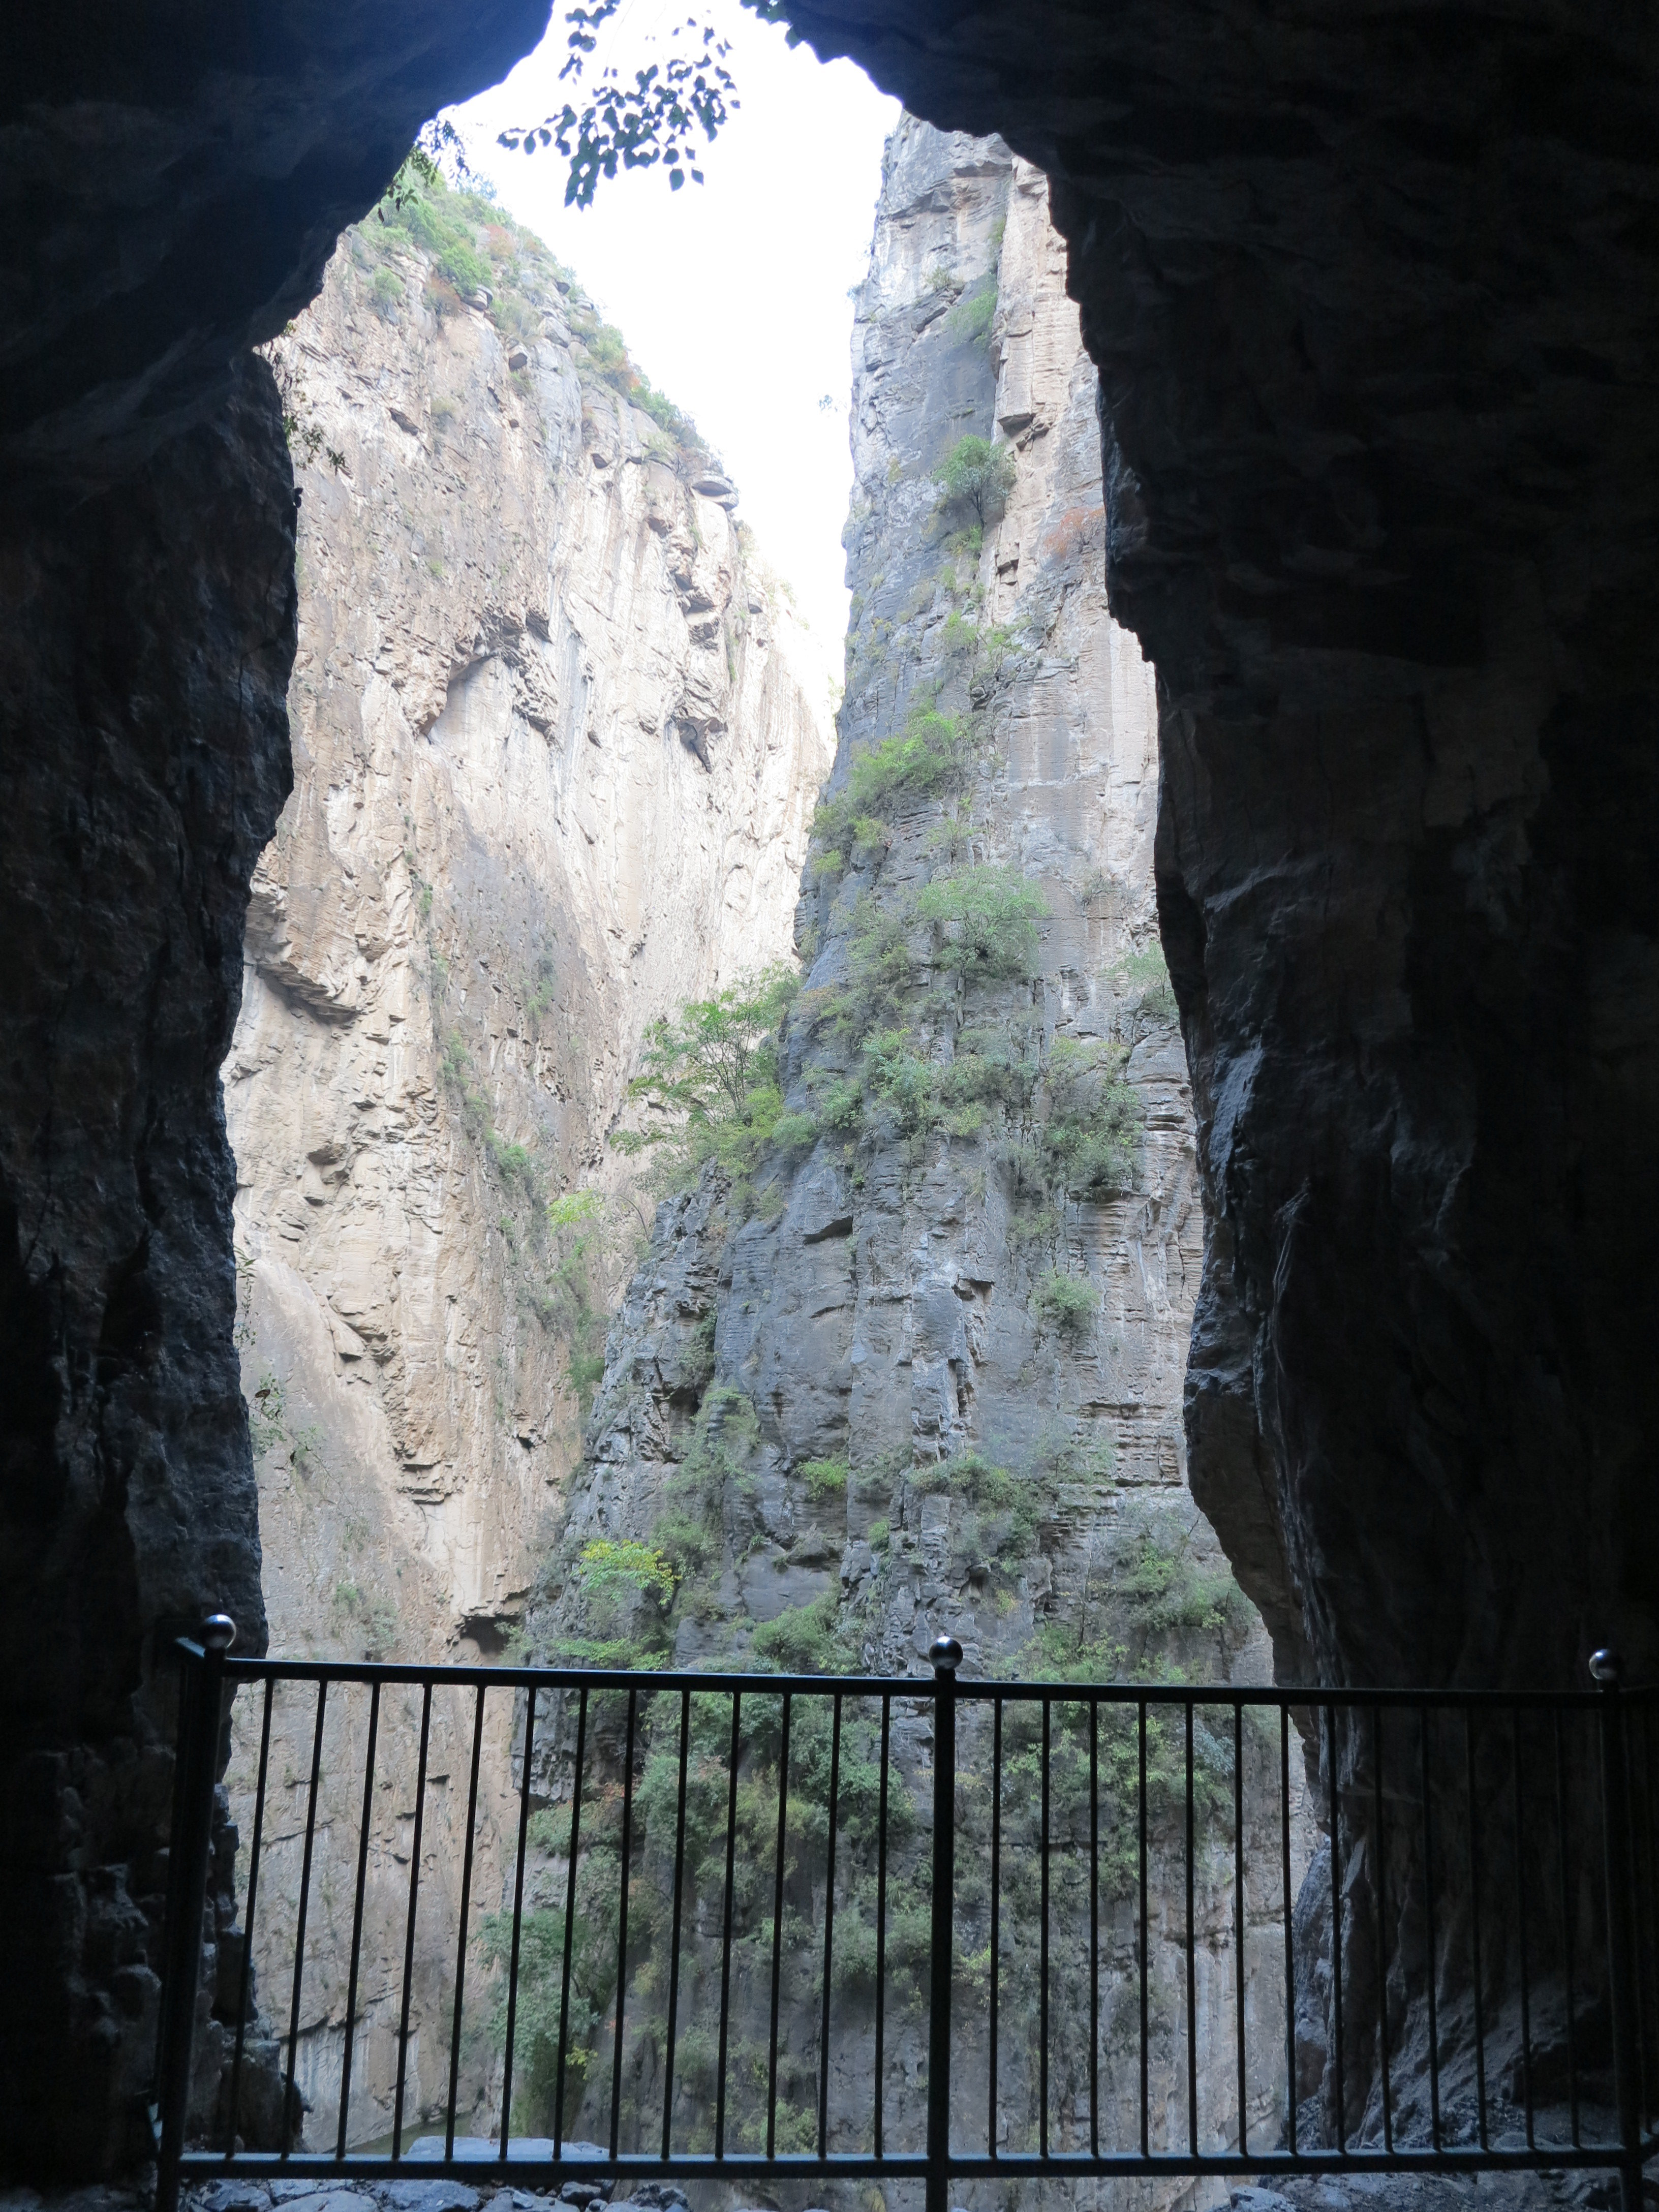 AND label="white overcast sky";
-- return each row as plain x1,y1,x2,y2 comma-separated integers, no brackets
450,3,900,655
